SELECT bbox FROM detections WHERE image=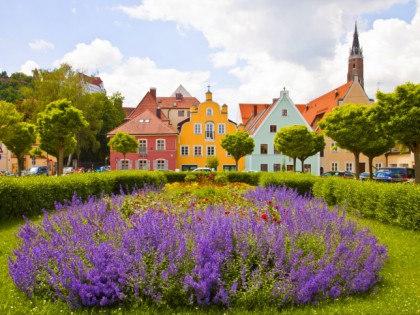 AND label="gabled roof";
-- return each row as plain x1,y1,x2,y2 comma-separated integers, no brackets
301,81,353,128
107,109,177,136
123,107,135,117
128,90,159,119
171,84,192,97
156,96,200,109
239,103,271,125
